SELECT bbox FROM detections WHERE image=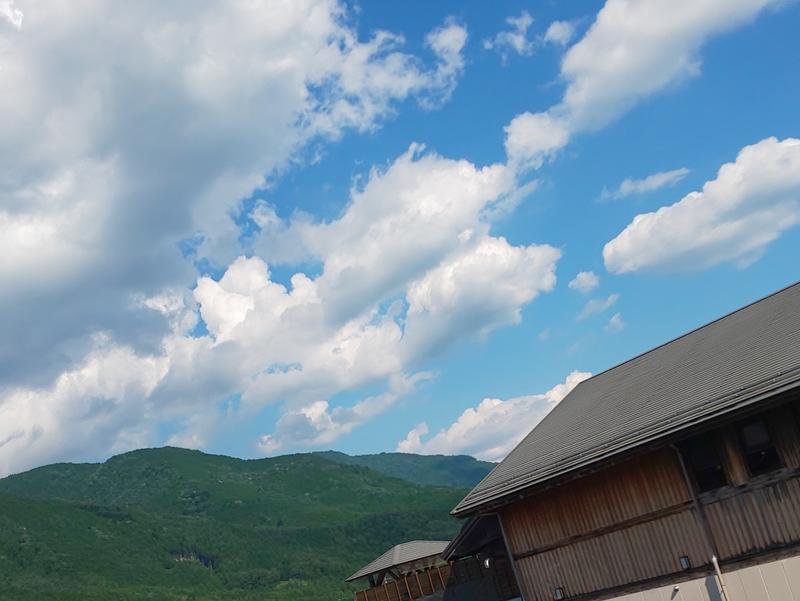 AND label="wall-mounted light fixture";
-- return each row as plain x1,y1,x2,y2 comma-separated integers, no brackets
679,556,691,570
554,587,565,600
